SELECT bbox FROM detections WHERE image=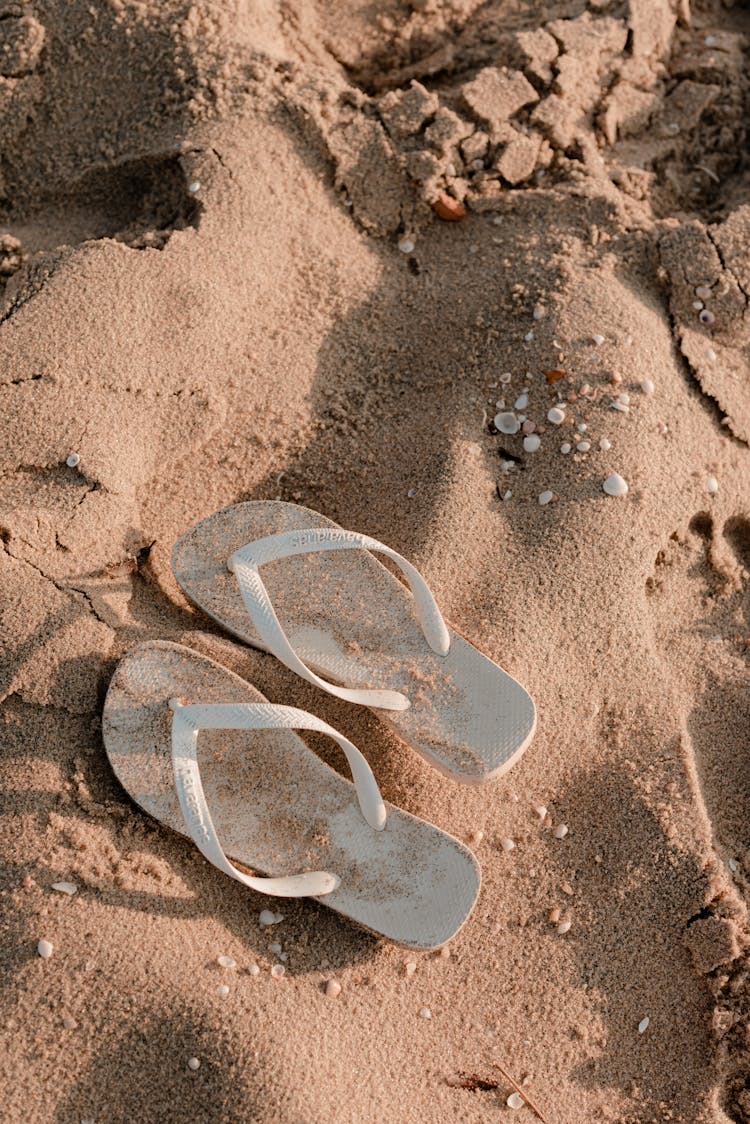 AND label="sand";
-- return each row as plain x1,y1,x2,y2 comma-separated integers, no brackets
1,0,749,1120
